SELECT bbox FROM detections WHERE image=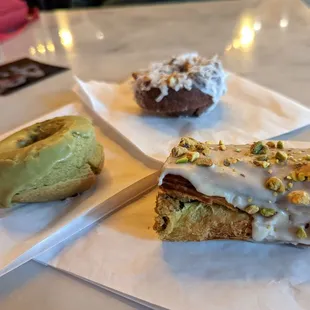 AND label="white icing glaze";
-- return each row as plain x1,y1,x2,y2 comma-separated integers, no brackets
133,52,227,103
159,143,310,245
